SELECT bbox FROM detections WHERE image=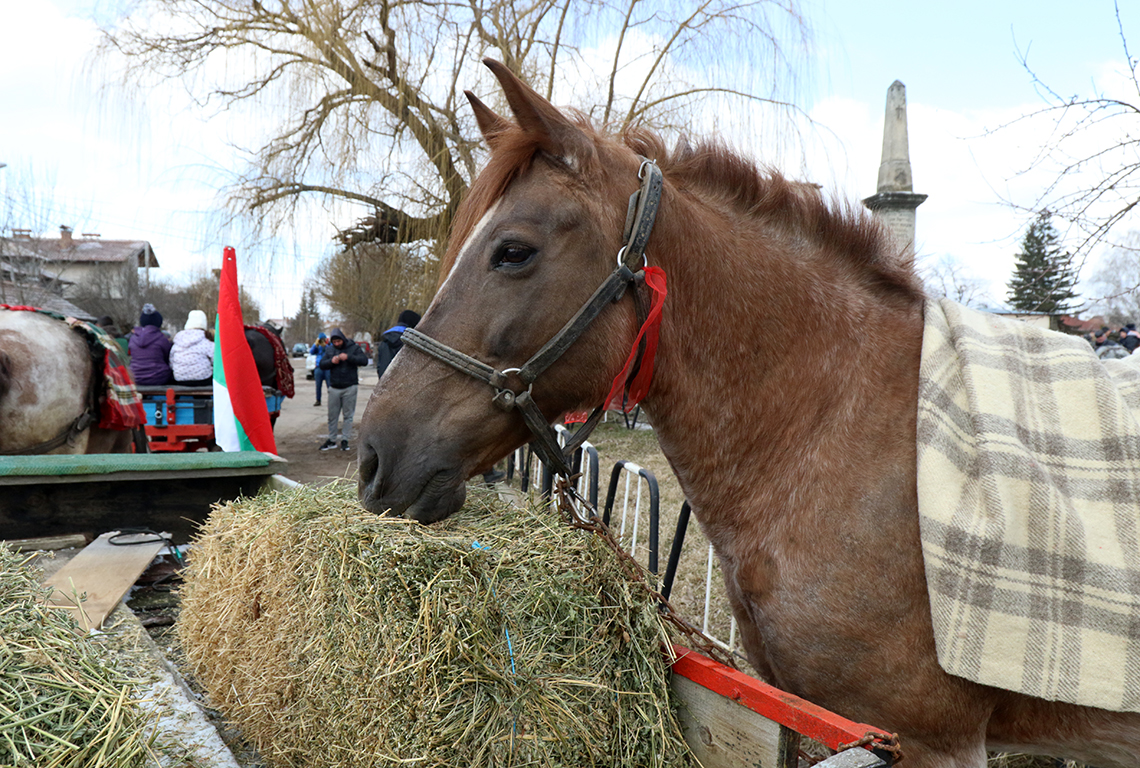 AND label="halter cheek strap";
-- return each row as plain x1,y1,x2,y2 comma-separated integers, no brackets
400,157,664,477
